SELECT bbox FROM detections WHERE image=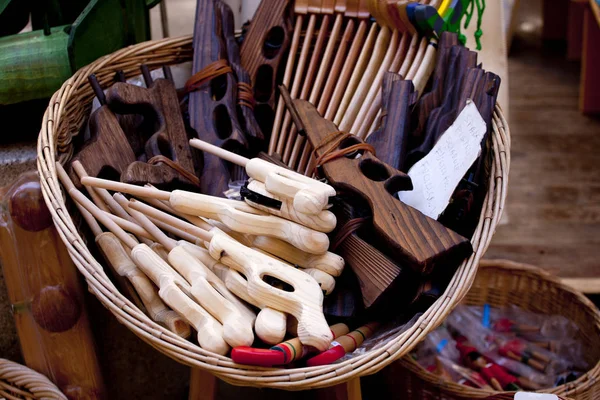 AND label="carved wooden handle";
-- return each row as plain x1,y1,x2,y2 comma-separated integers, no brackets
251,235,344,276
167,246,254,347
169,191,330,254
130,244,229,355
208,233,332,351
96,232,191,338
245,180,336,232
199,248,287,345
